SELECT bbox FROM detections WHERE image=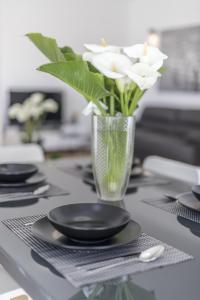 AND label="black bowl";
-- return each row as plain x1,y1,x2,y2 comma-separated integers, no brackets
48,203,130,242
0,163,38,183
192,185,200,201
